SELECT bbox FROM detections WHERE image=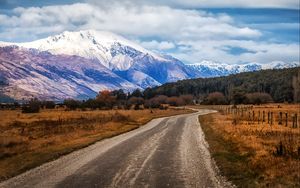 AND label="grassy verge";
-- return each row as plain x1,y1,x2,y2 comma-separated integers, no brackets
199,105,300,188
0,108,193,181
199,114,260,187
